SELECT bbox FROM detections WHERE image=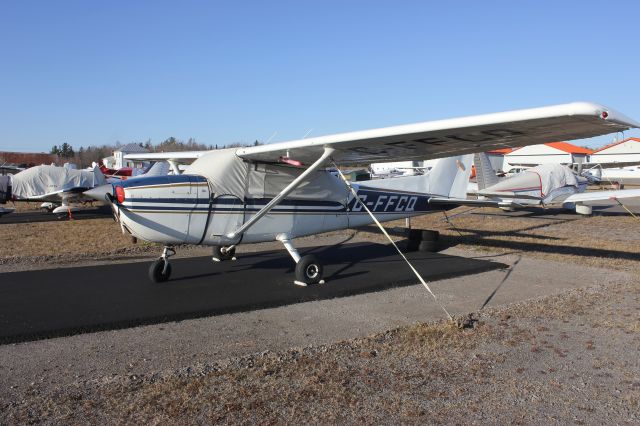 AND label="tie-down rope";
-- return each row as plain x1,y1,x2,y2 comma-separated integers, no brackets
591,164,639,221
333,164,453,320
